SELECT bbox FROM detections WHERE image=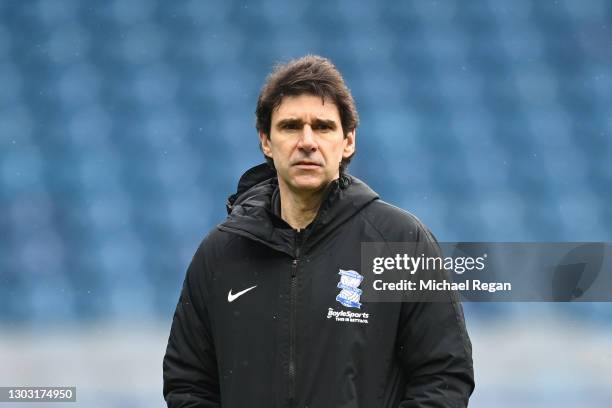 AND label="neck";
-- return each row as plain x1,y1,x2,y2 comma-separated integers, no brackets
278,182,329,231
